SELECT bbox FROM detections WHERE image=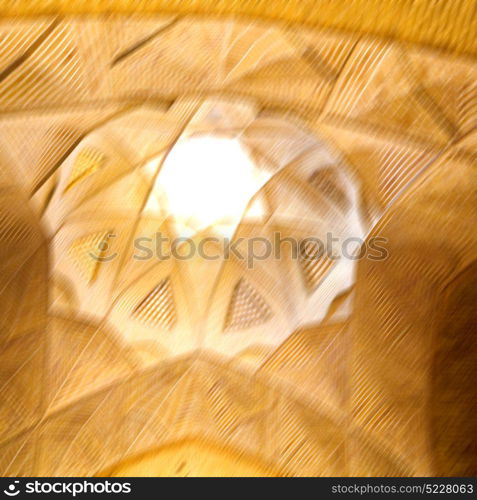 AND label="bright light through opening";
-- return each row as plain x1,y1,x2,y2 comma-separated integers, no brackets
150,137,269,236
